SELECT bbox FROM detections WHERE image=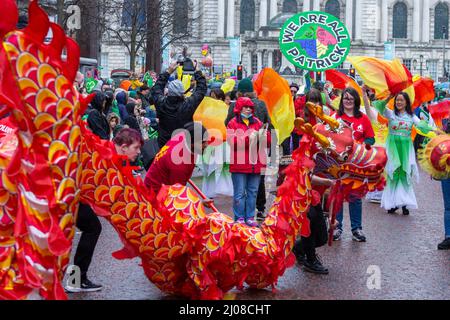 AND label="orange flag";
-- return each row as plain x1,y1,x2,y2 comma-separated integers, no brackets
347,56,413,100
325,69,362,96
253,68,295,144
411,76,435,109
